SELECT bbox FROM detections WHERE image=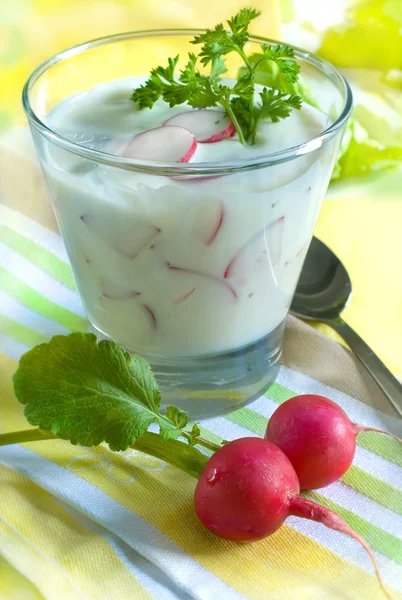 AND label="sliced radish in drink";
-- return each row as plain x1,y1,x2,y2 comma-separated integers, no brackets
100,278,140,300
192,198,224,245
168,264,237,300
80,214,160,260
224,217,285,280
115,225,160,260
173,286,196,305
164,110,235,143
123,126,197,162
142,304,157,328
